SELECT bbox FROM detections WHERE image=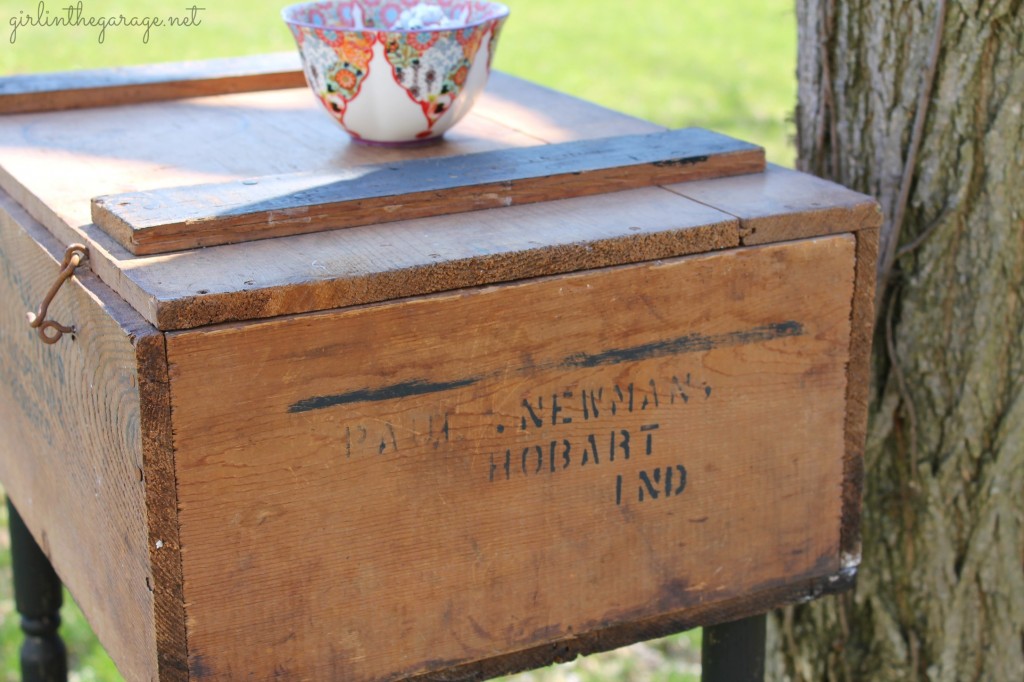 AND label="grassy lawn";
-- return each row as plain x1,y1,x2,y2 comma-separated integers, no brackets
0,1,795,679
1,0,796,164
